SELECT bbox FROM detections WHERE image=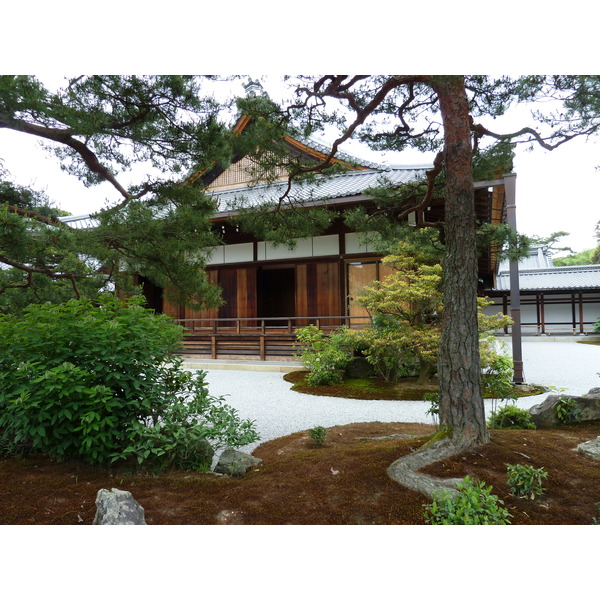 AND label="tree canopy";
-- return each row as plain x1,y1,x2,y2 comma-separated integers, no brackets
0,75,239,313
